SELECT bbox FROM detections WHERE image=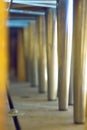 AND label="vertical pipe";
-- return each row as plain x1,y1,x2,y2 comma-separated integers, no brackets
0,0,8,129
23,27,29,81
57,0,73,110
35,21,39,87
17,29,26,82
85,98,87,117
28,24,34,85
85,4,87,119
73,0,87,124
37,16,48,93
86,95,87,116
28,22,38,86
27,25,32,84
34,22,39,87
69,56,74,105
46,9,58,100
